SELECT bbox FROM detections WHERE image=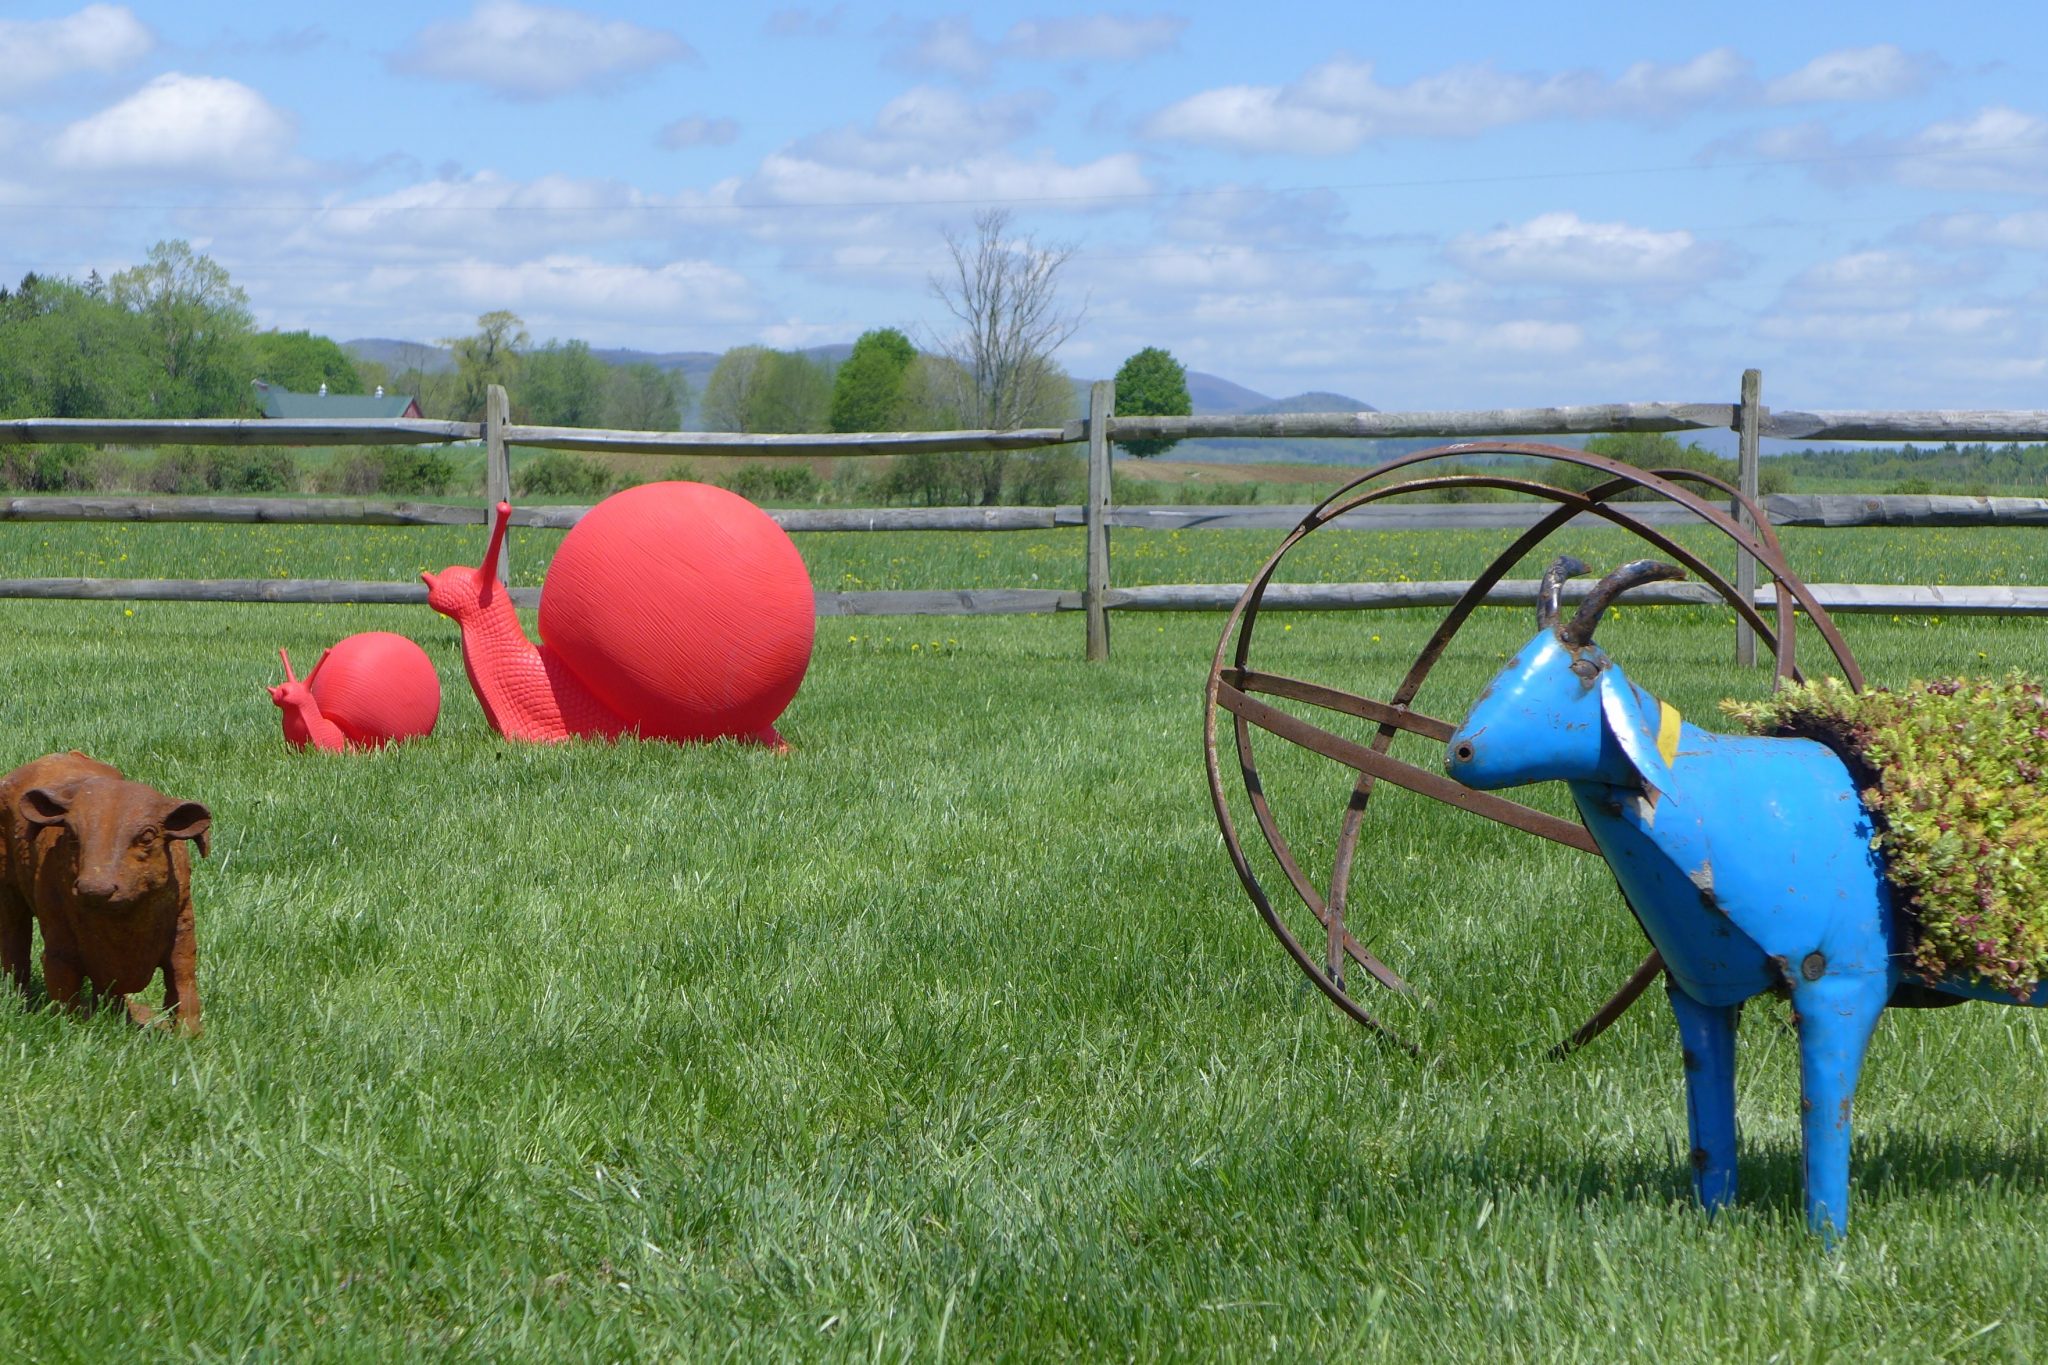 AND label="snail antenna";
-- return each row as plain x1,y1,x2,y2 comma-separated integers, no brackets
477,500,512,600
